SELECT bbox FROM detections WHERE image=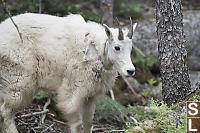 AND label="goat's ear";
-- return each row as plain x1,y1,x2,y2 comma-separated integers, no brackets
84,33,98,60
130,23,137,38
103,24,113,41
132,23,137,33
